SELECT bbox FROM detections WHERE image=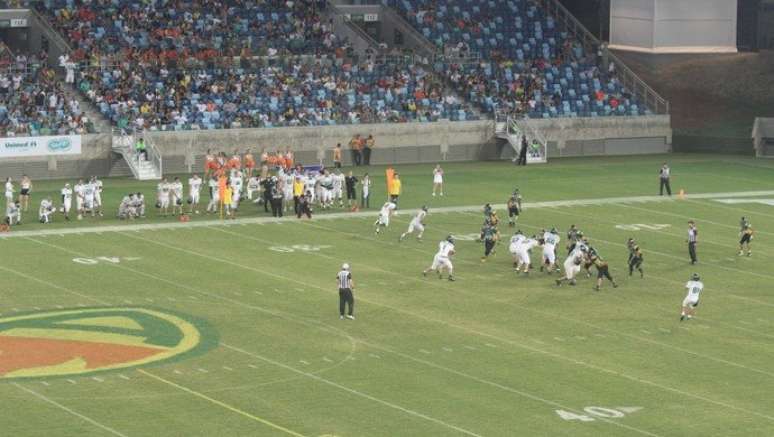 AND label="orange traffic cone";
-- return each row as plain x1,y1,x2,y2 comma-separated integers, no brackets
678,189,686,200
